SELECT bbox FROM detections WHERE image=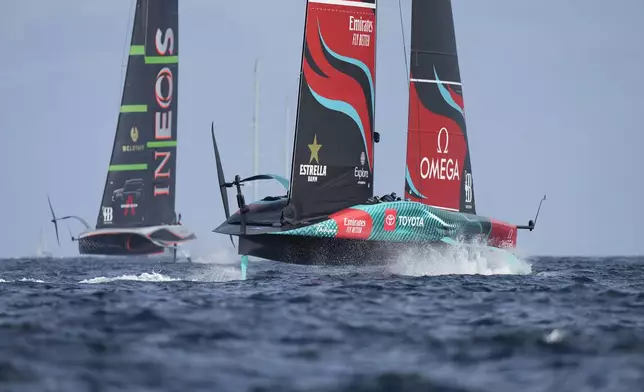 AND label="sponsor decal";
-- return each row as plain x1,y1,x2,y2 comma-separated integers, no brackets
299,134,327,183
102,206,113,224
420,127,460,181
464,171,473,207
354,151,369,185
384,208,396,231
331,208,373,240
111,178,143,217
349,15,373,47
153,151,171,196
315,226,336,235
398,216,424,227
152,27,175,197
130,126,139,142
122,126,145,152
122,195,138,216
488,219,517,248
